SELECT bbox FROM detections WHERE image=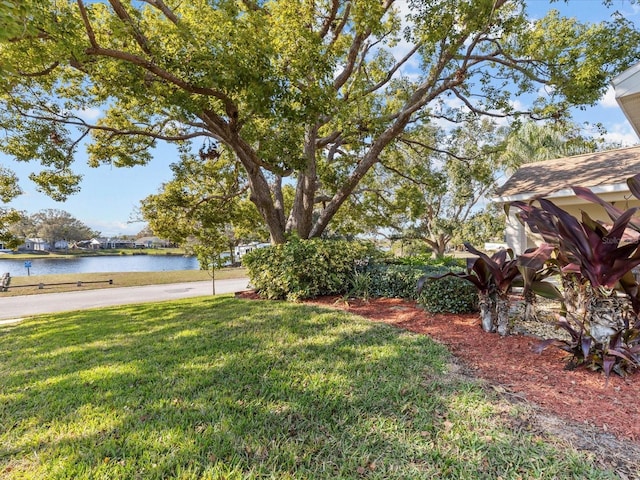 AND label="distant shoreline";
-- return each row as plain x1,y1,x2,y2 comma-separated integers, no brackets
0,248,191,260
